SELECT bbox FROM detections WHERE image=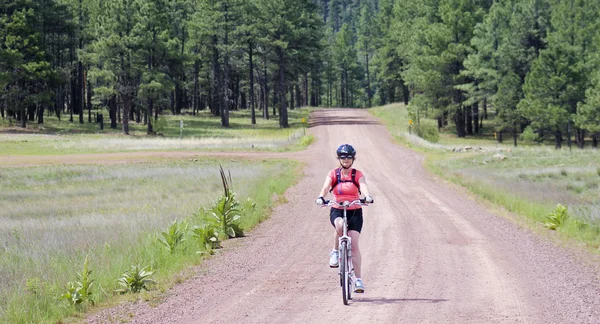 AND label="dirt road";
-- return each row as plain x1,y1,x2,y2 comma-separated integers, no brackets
87,109,600,323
